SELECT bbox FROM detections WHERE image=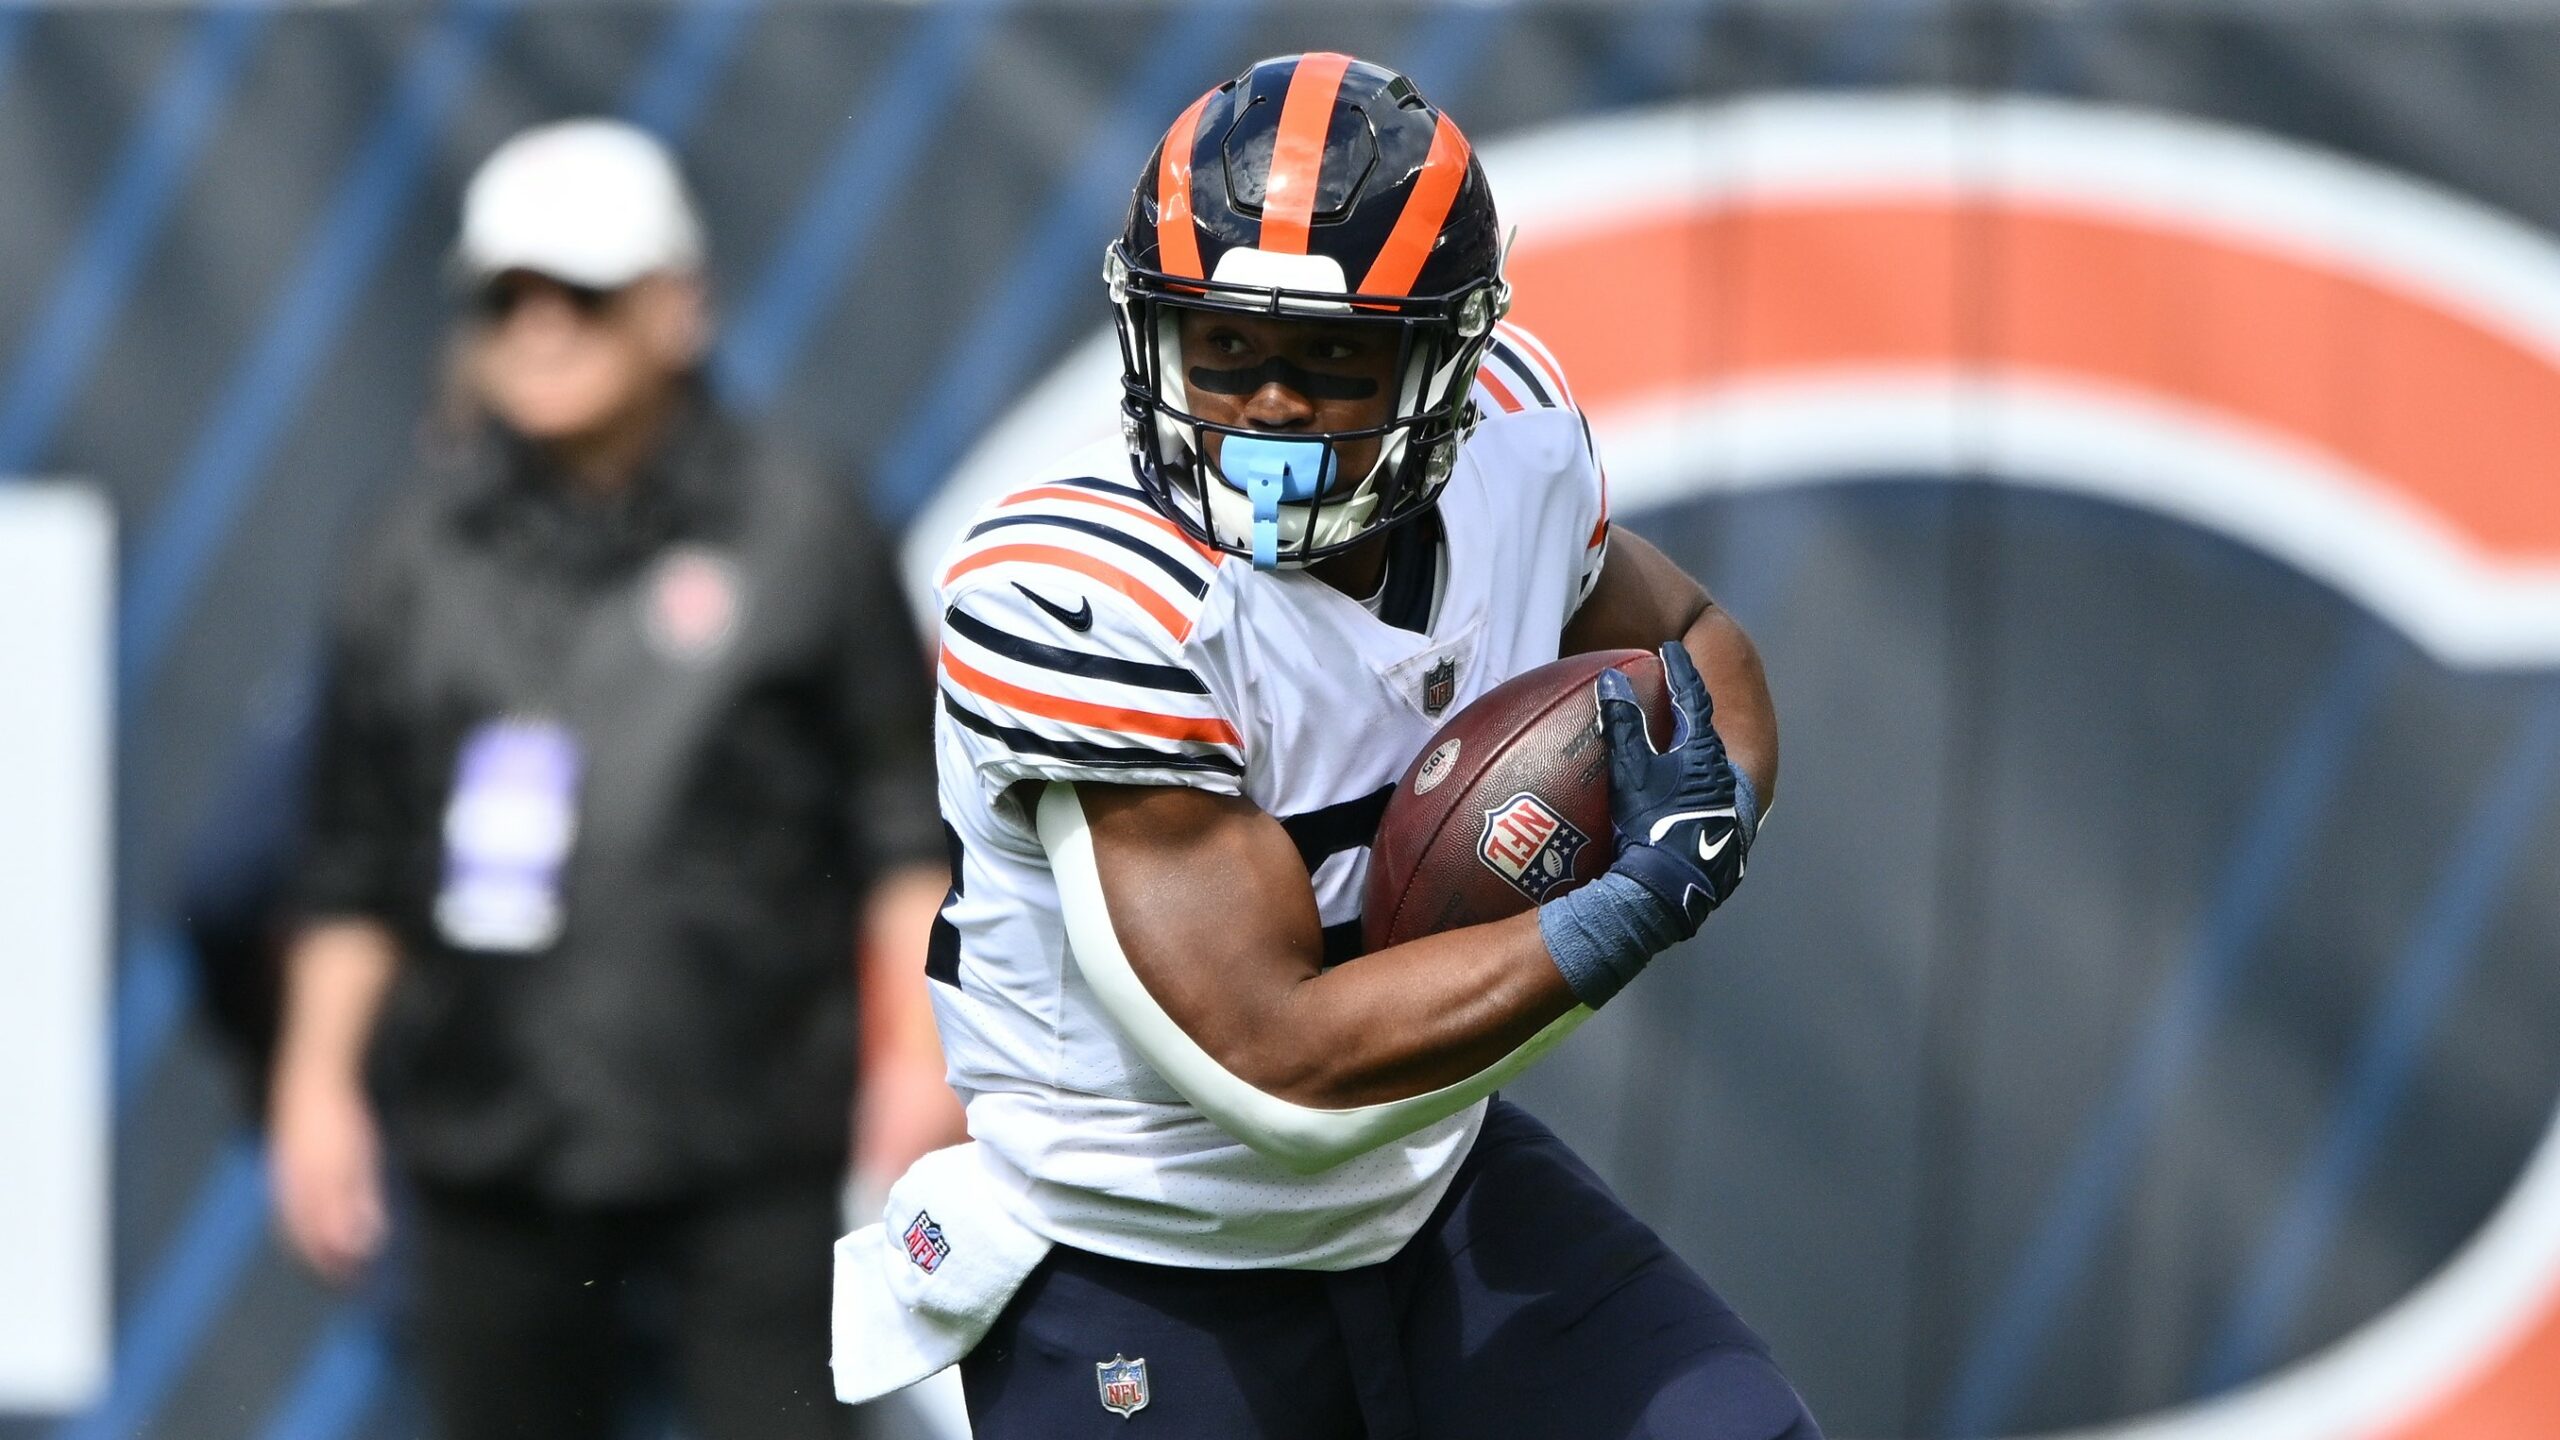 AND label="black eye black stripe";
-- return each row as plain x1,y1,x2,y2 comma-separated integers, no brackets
1187,356,1380,400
